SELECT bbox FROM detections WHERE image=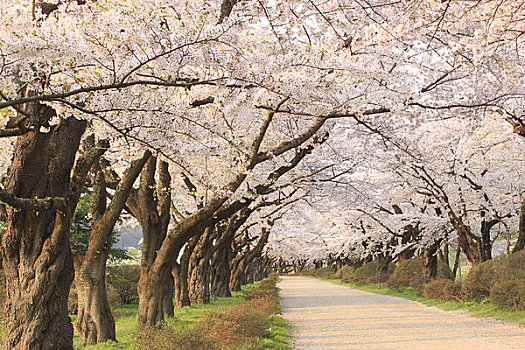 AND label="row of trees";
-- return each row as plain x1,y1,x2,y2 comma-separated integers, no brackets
2,0,525,348
276,115,525,283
